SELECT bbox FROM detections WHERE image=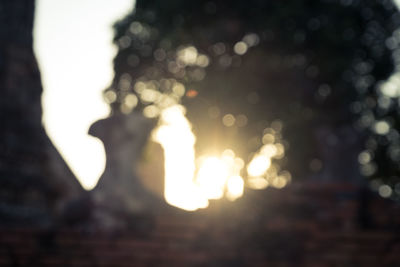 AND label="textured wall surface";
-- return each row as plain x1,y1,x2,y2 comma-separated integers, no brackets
1,183,400,267
0,0,83,226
